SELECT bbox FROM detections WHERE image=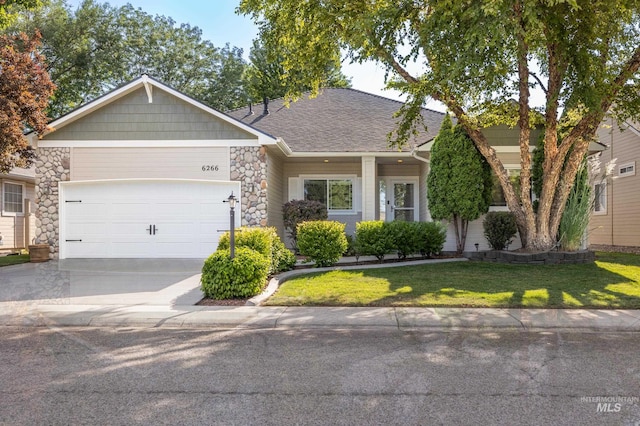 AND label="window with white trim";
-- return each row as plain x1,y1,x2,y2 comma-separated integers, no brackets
619,162,635,177
594,183,606,214
3,182,24,215
490,169,522,207
303,178,353,212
